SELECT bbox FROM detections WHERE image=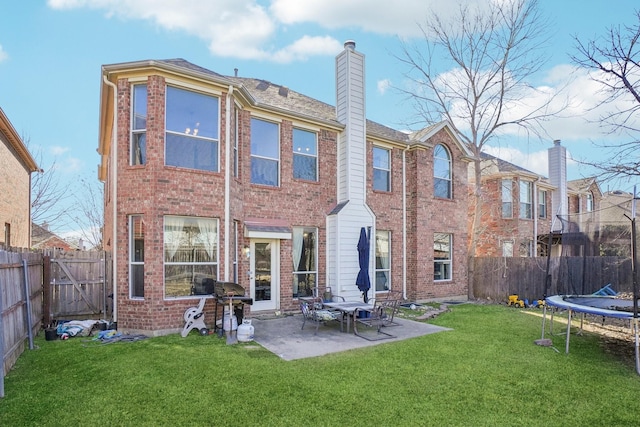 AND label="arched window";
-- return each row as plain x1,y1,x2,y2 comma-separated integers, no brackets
434,144,452,199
